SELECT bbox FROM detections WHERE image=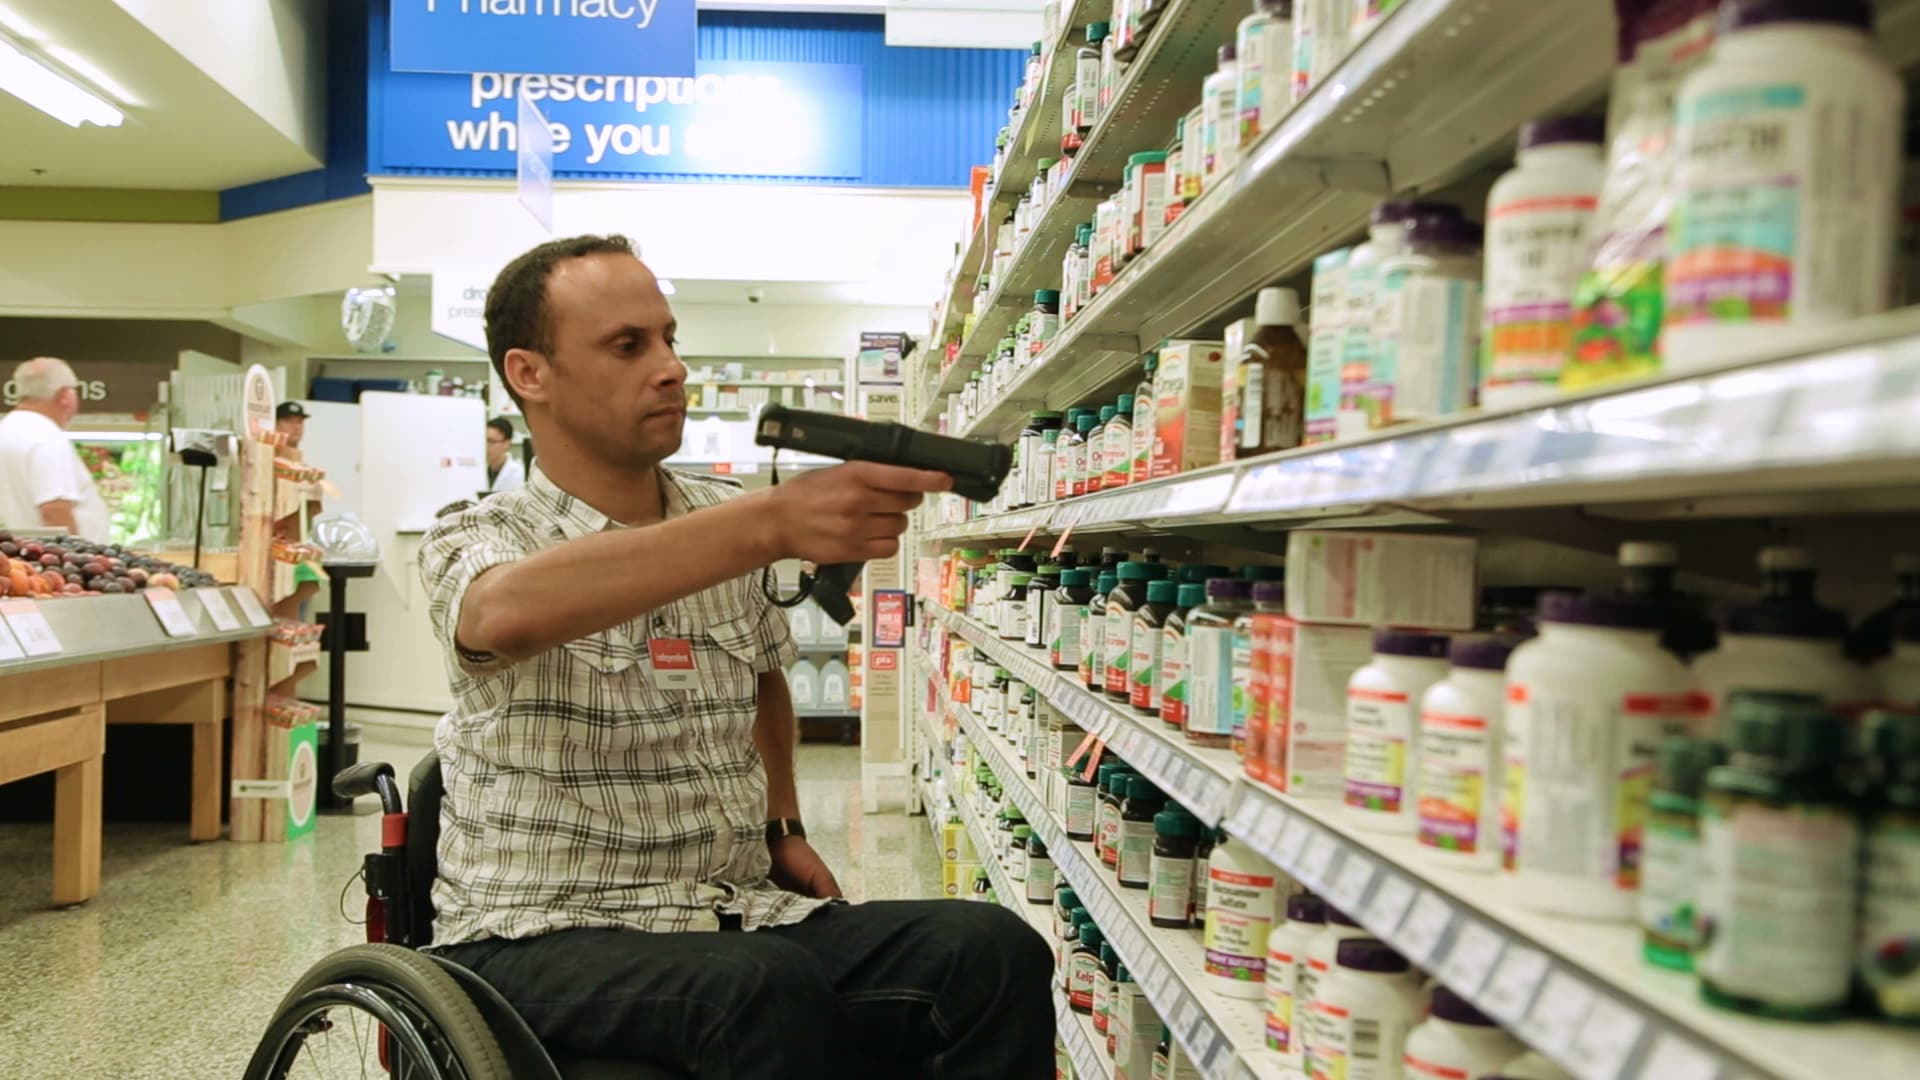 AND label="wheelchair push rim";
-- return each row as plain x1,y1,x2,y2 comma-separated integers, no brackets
251,981,474,1080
